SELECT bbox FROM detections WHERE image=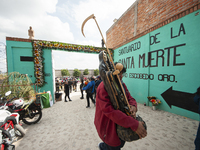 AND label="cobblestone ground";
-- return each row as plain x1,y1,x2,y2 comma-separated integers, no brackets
14,87,198,150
